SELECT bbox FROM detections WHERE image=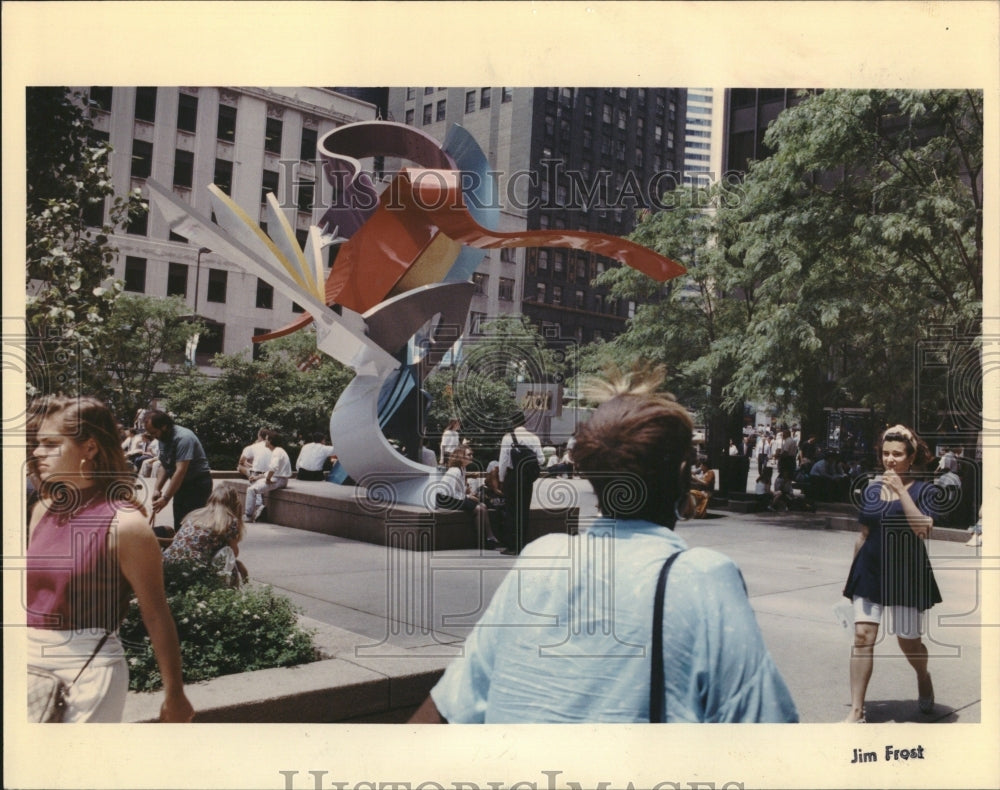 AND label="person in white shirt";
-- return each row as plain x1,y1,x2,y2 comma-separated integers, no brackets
238,428,271,482
295,432,336,481
496,412,545,555
436,445,502,548
245,431,292,522
439,419,461,464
